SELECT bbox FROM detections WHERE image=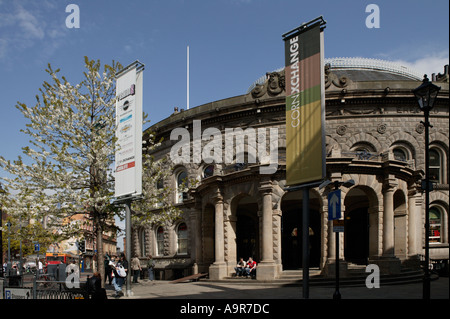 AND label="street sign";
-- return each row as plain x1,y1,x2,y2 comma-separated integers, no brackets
34,243,40,252
328,189,341,220
333,219,345,232
4,288,32,299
